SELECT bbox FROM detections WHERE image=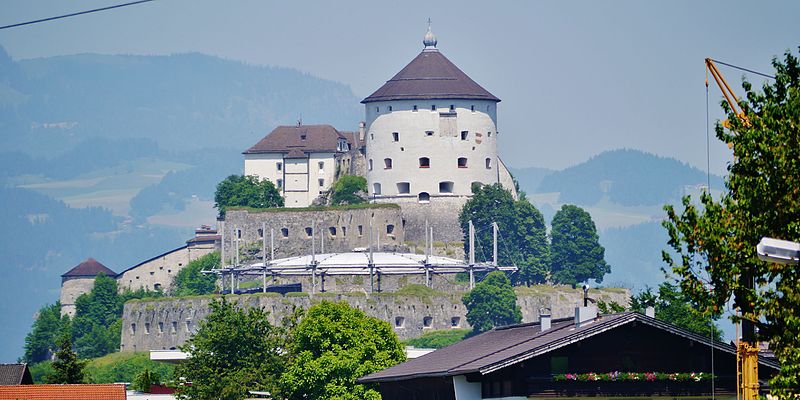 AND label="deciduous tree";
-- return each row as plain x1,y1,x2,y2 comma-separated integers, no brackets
462,271,522,334
550,204,610,285
330,175,367,205
171,252,219,296
280,301,405,400
214,175,283,217
23,302,70,363
631,283,722,340
662,50,800,396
